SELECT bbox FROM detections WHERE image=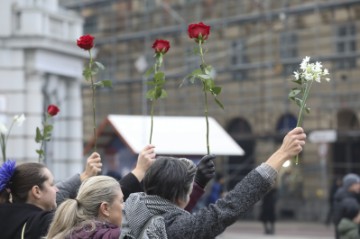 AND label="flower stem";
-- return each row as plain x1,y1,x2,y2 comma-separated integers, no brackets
89,50,97,152
149,100,155,144
203,83,210,155
294,79,314,164
38,115,48,163
0,120,16,162
149,55,161,144
199,41,210,155
1,134,6,163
